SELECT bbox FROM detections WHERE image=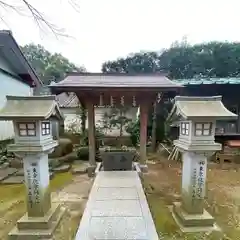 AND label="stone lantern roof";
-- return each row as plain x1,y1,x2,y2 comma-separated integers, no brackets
167,95,238,122
0,95,64,120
